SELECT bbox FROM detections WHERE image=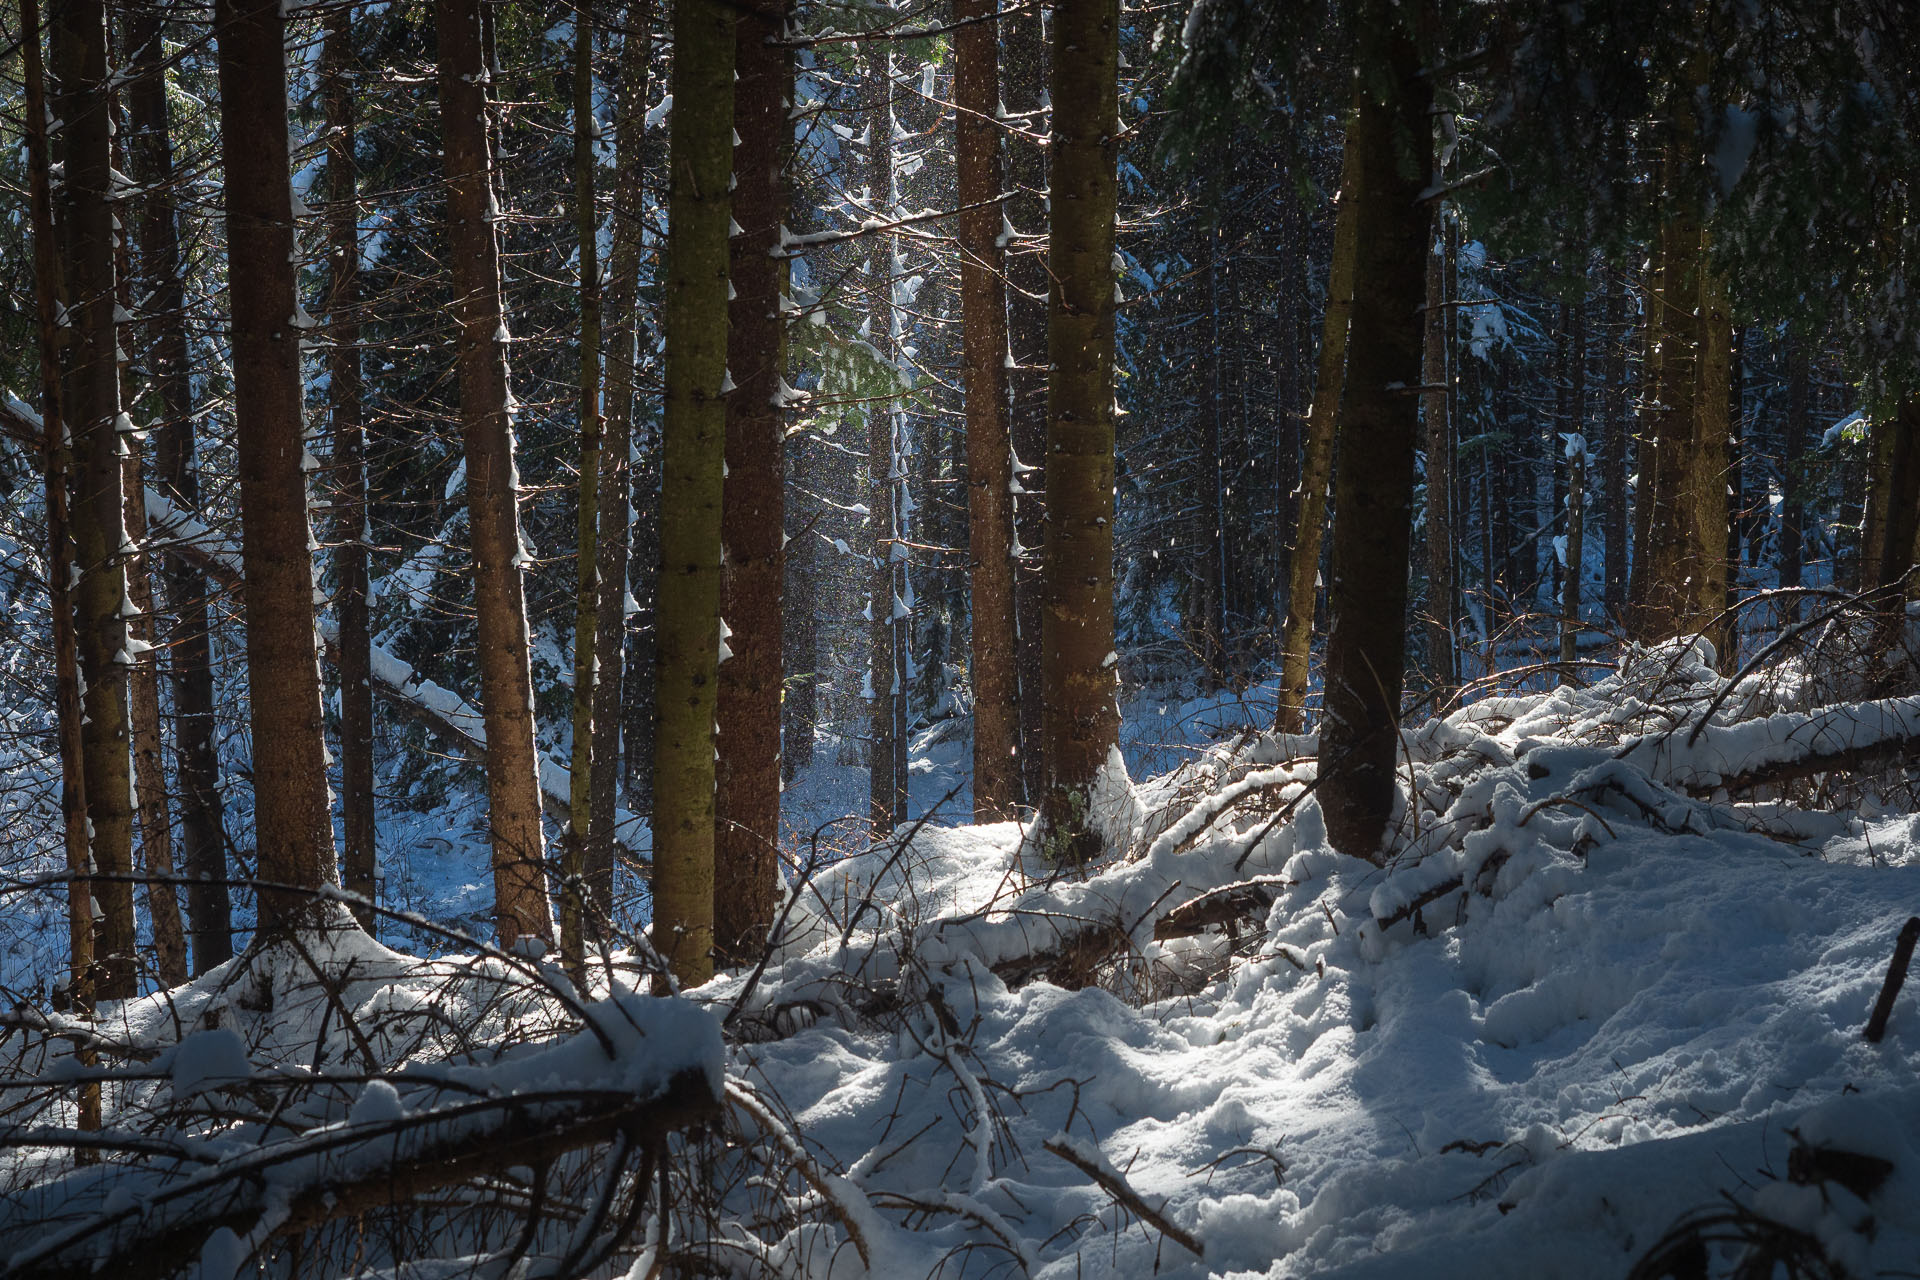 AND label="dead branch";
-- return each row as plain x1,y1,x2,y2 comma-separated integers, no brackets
1043,1134,1204,1260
